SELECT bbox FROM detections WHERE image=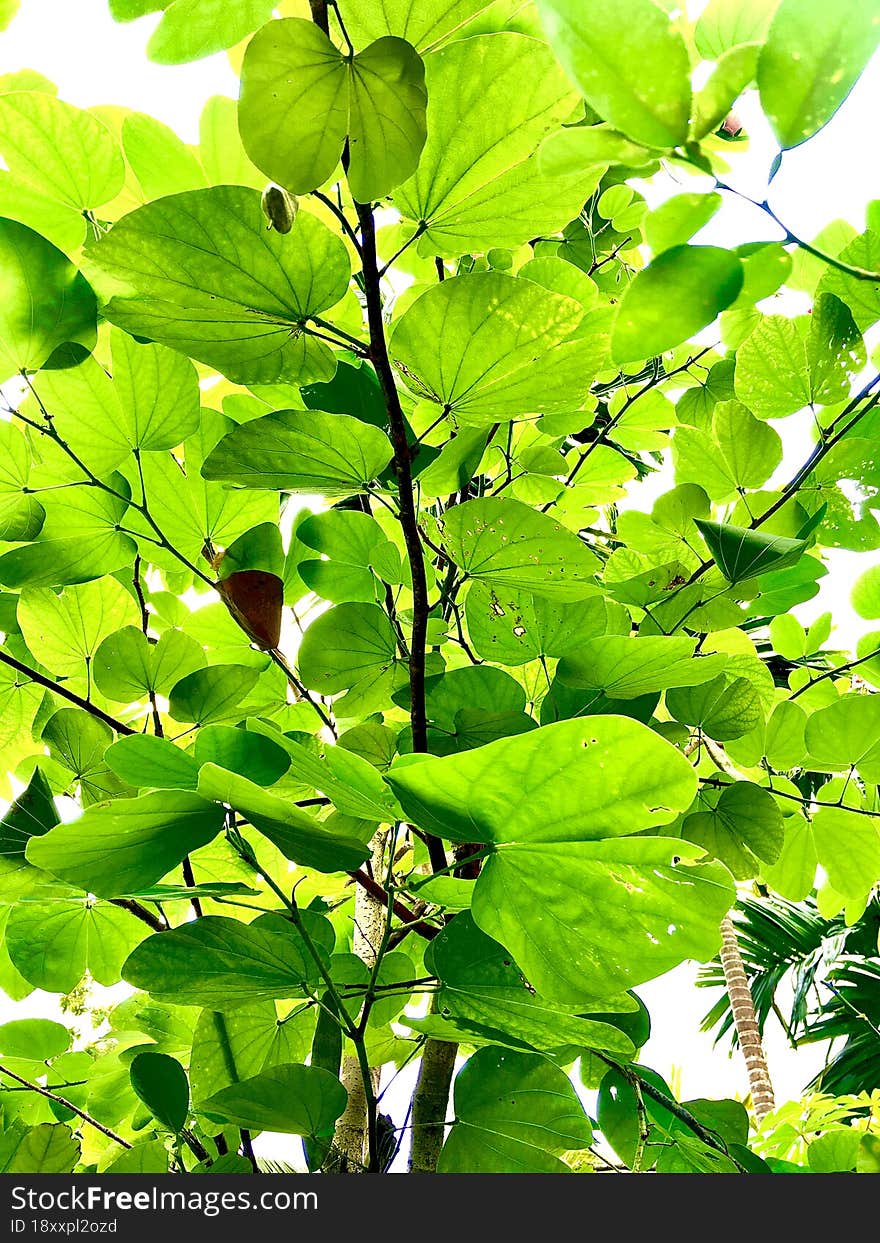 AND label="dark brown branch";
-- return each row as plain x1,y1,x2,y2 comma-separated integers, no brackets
0,649,135,735
0,1061,131,1149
